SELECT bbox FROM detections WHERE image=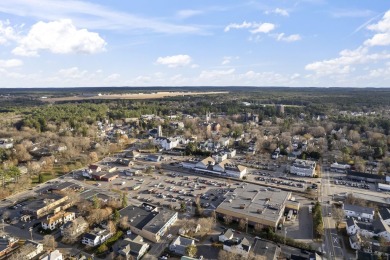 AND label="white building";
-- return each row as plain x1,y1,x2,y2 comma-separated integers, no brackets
82,228,113,247
41,250,63,260
218,229,234,242
41,212,75,231
290,159,316,177
343,204,375,221
223,238,251,257
330,163,350,173
154,137,179,150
